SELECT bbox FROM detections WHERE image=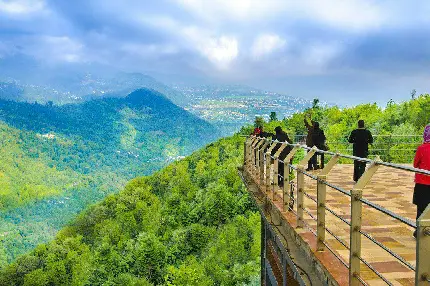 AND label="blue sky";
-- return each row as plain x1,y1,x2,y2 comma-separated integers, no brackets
0,0,429,104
